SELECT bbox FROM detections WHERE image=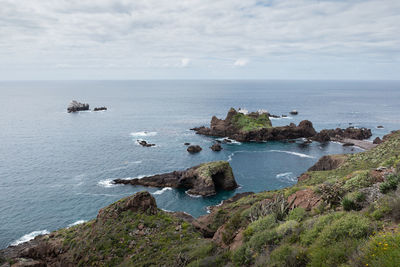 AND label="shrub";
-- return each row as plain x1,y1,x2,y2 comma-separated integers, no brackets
343,170,374,191
276,220,300,237
342,197,358,211
308,239,360,267
232,245,253,266
288,207,306,222
269,244,308,267
247,229,279,252
243,214,276,240
380,174,400,194
354,230,400,267
222,211,243,244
